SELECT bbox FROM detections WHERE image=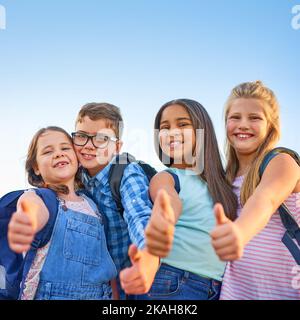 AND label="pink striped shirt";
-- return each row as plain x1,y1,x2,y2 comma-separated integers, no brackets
220,175,300,300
